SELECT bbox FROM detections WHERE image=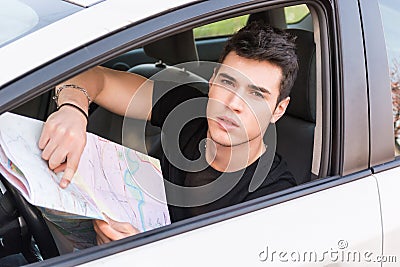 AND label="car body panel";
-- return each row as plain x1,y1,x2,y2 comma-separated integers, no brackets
76,176,381,266
374,170,400,265
0,0,196,87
